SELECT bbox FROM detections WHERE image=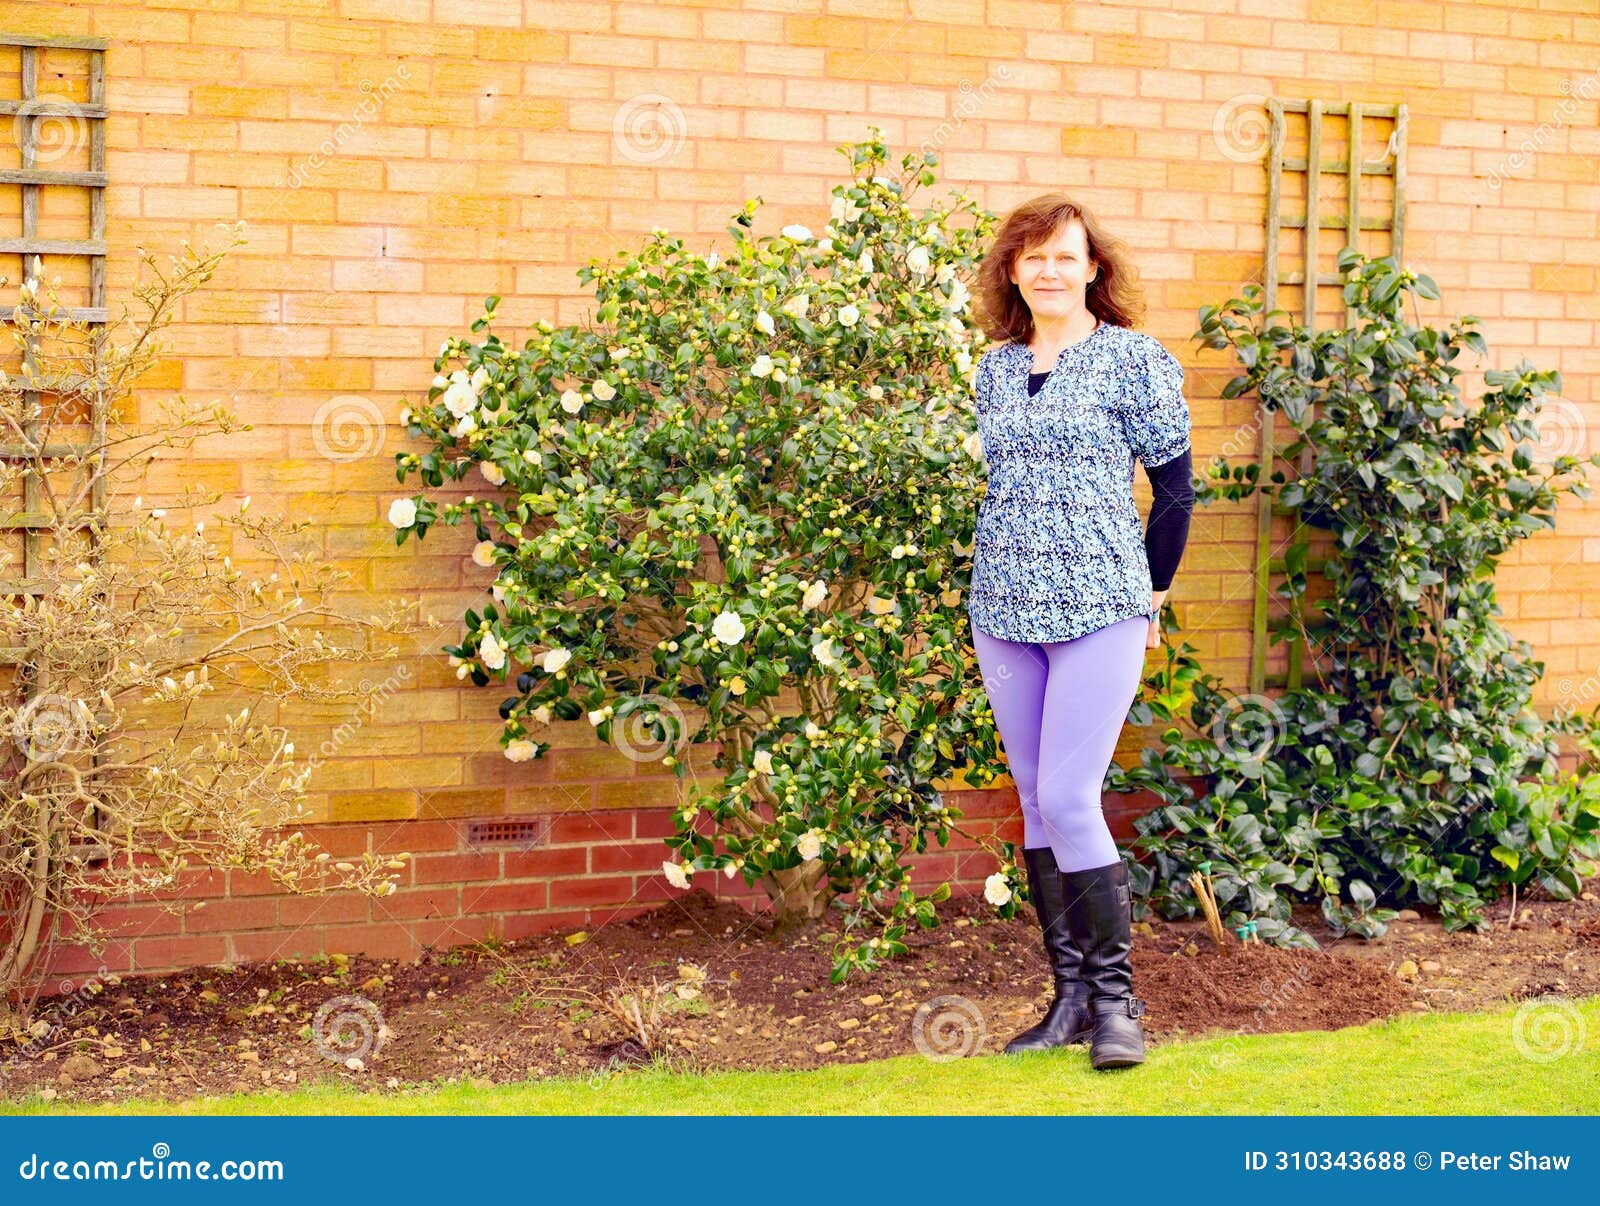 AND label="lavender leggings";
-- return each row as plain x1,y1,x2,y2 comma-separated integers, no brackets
971,615,1150,873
